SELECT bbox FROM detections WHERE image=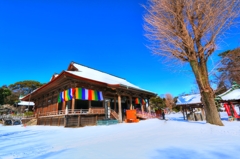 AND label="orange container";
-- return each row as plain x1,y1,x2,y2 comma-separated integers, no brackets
125,109,139,123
